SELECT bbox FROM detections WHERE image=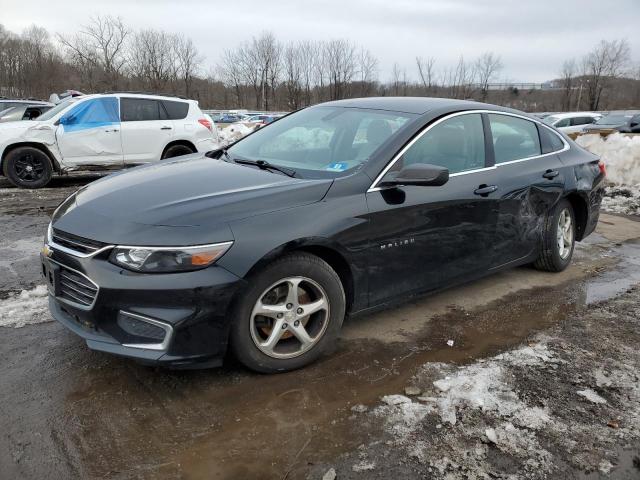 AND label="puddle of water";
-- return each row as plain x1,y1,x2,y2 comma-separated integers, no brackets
586,242,640,304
